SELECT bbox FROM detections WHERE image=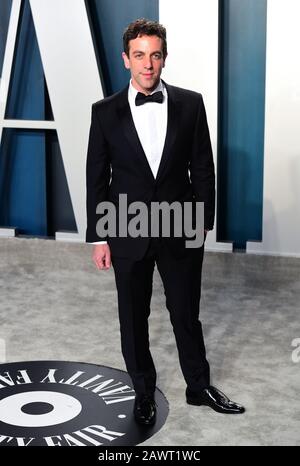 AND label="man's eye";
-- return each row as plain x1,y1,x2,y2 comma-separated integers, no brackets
153,54,162,59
